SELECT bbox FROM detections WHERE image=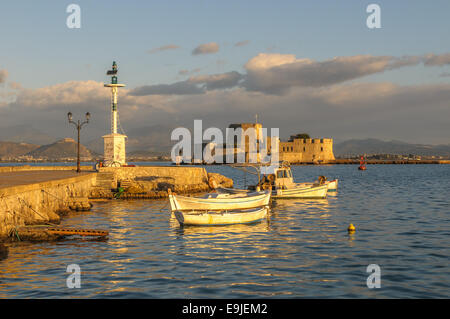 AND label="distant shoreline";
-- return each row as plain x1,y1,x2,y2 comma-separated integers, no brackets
1,159,449,166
